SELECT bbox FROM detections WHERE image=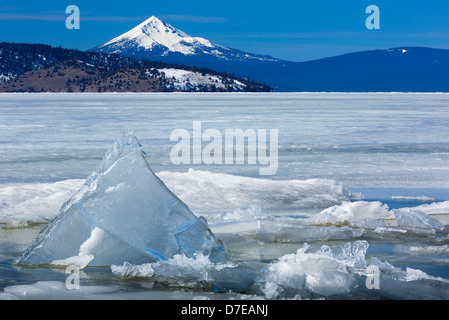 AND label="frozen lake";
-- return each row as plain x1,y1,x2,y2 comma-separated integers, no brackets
1,92,449,300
